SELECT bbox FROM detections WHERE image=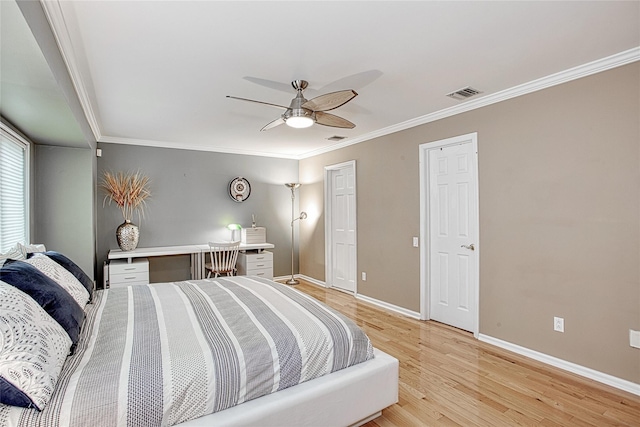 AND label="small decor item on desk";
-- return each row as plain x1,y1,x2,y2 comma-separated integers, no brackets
100,170,151,251
241,226,266,244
